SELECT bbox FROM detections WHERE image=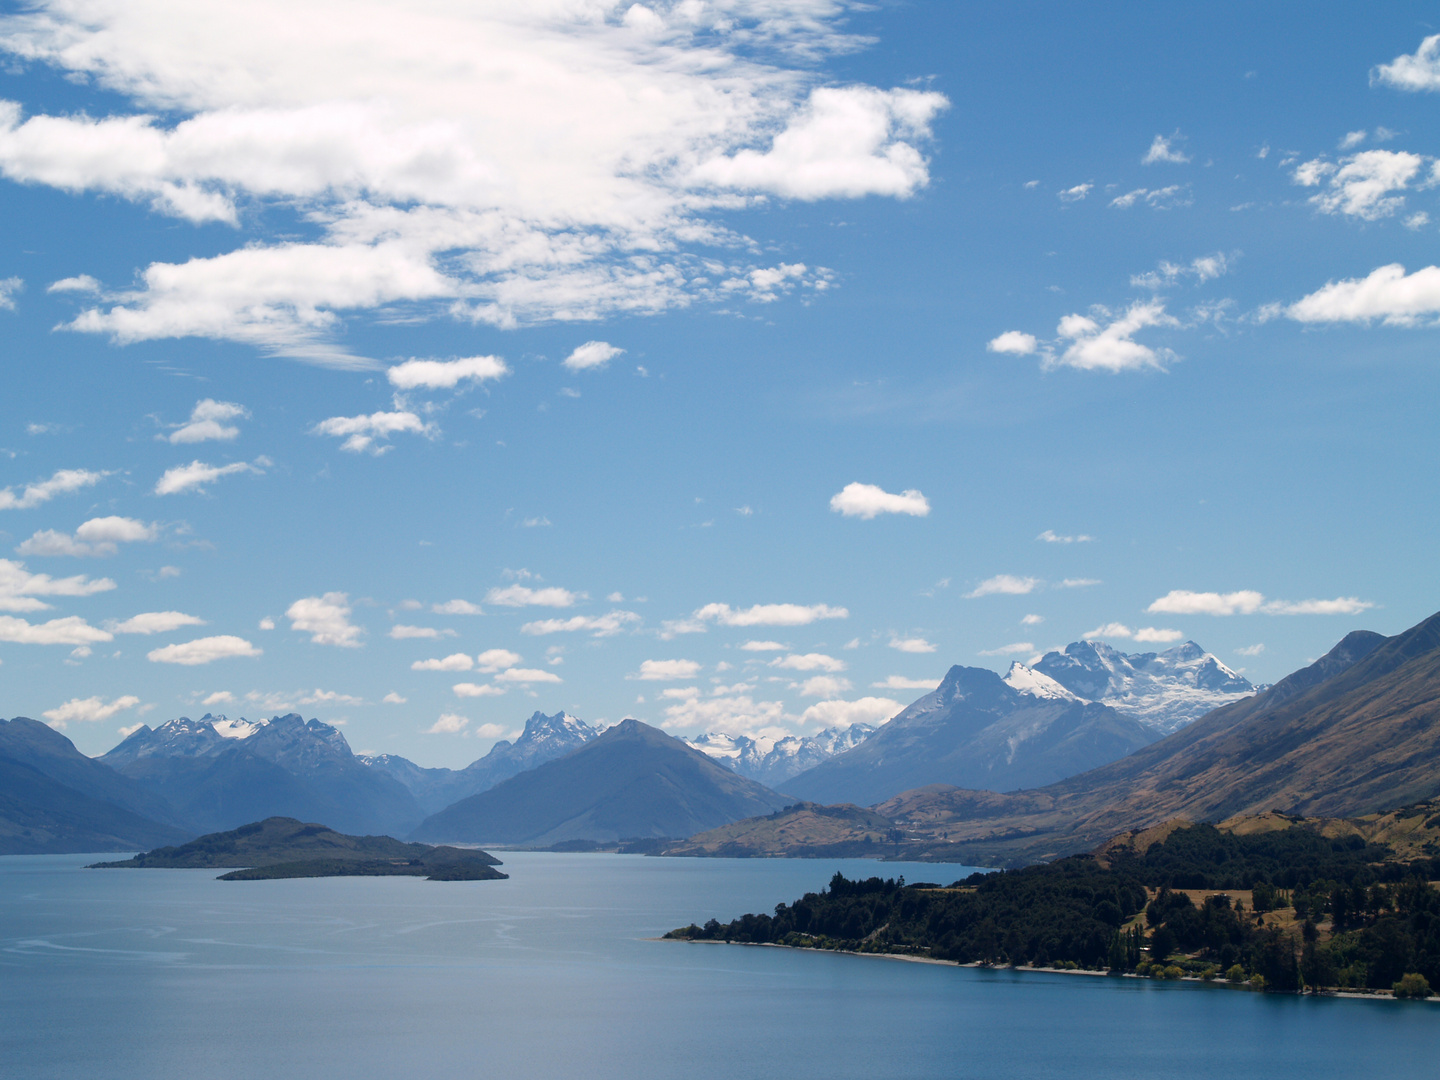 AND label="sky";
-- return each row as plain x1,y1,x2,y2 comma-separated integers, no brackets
2,1,1438,765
